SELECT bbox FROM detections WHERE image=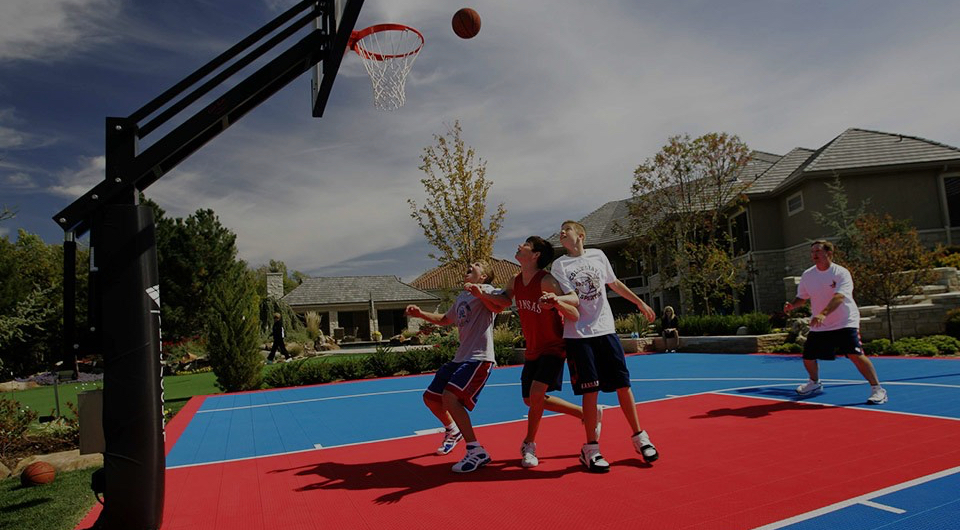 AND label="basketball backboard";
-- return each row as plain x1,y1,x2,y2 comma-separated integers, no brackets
312,0,364,117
